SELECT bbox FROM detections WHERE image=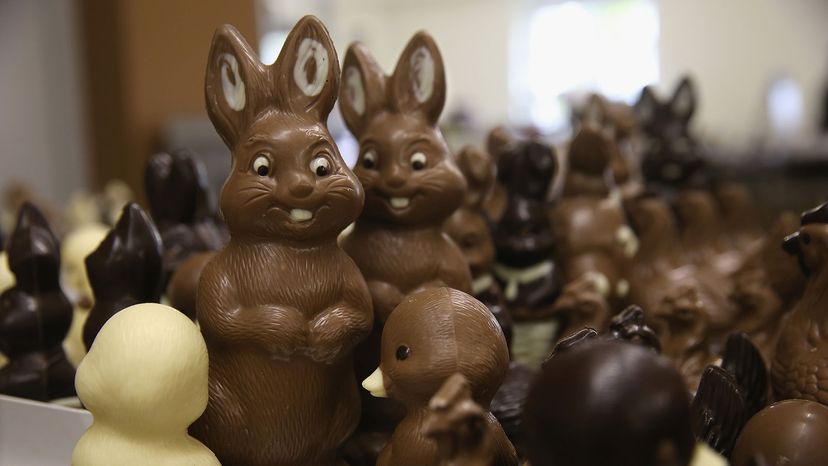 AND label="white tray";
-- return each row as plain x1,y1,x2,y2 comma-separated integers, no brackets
0,395,91,466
